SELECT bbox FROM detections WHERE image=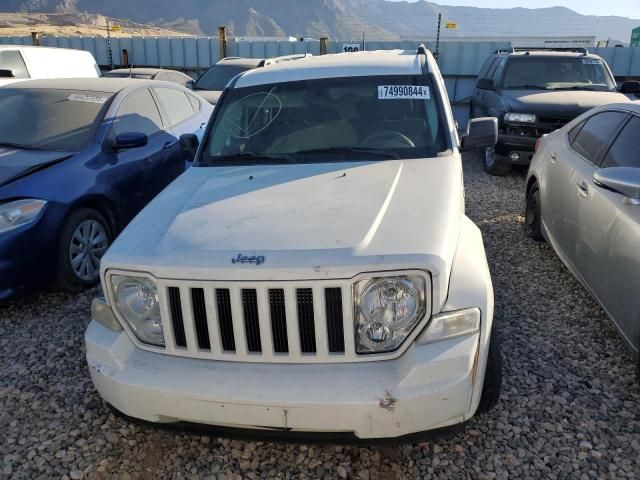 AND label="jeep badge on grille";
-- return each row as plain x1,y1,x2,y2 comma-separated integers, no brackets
231,254,265,265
